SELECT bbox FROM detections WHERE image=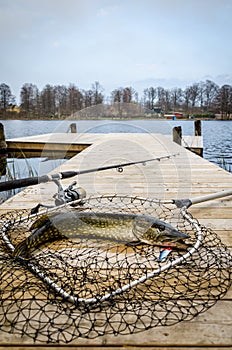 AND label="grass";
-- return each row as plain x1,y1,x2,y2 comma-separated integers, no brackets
0,153,67,203
0,156,38,203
